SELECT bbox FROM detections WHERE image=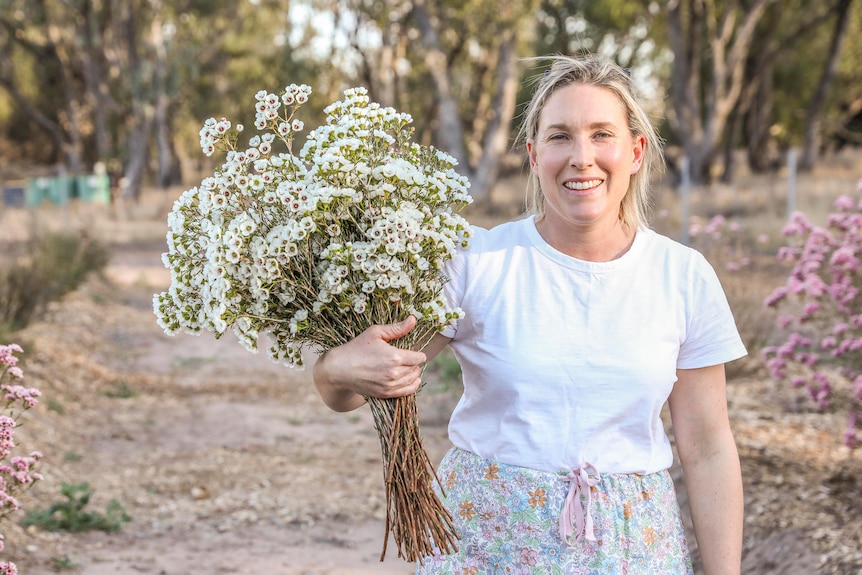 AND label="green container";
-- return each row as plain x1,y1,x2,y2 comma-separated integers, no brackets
46,176,72,205
26,177,52,207
76,174,111,204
